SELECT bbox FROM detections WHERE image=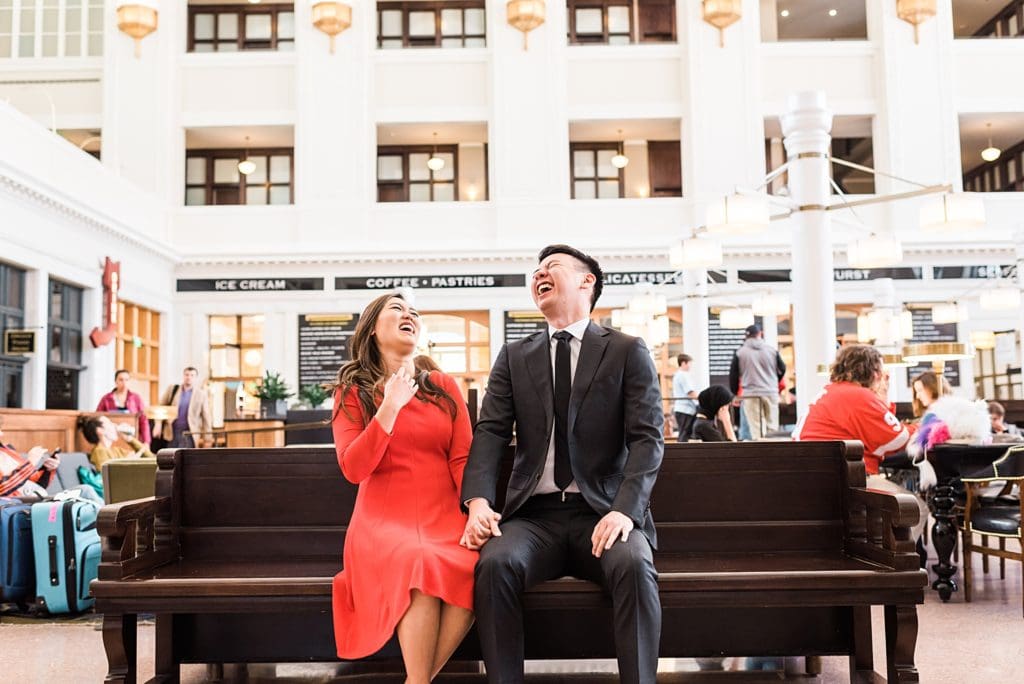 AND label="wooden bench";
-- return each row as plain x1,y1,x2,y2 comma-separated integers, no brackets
92,440,926,683
0,407,138,453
